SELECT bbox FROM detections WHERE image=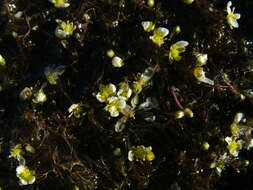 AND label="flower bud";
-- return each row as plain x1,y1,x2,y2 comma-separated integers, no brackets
112,56,124,67
106,49,115,58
